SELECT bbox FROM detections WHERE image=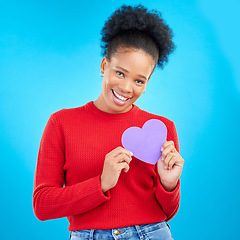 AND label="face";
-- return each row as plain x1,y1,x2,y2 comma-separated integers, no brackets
94,47,156,114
